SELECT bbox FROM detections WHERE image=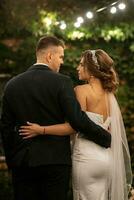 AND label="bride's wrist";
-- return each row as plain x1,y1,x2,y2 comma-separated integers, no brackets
40,126,45,135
